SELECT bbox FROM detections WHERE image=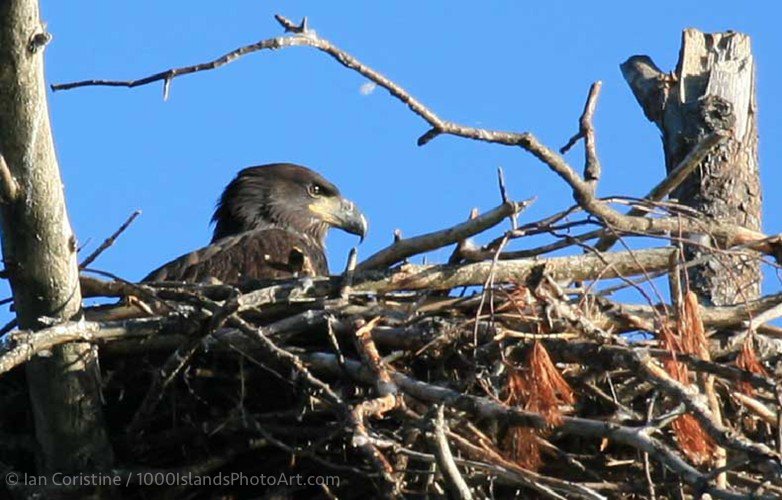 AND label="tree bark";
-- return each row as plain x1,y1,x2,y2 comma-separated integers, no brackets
622,29,762,307
0,0,113,474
